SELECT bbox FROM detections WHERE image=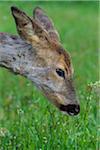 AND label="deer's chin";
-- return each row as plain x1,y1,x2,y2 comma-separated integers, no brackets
59,104,80,116
61,110,76,116
61,111,74,116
